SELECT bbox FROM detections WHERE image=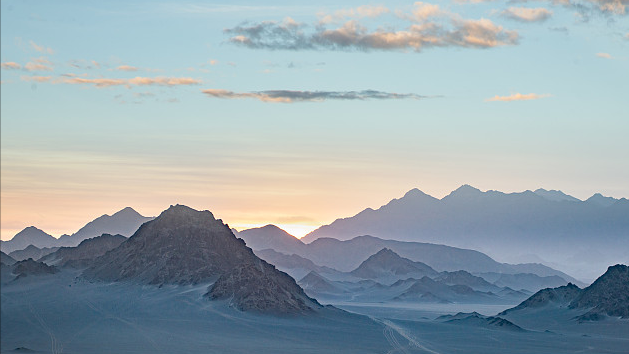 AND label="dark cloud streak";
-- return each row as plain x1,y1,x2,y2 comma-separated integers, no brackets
202,89,431,103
